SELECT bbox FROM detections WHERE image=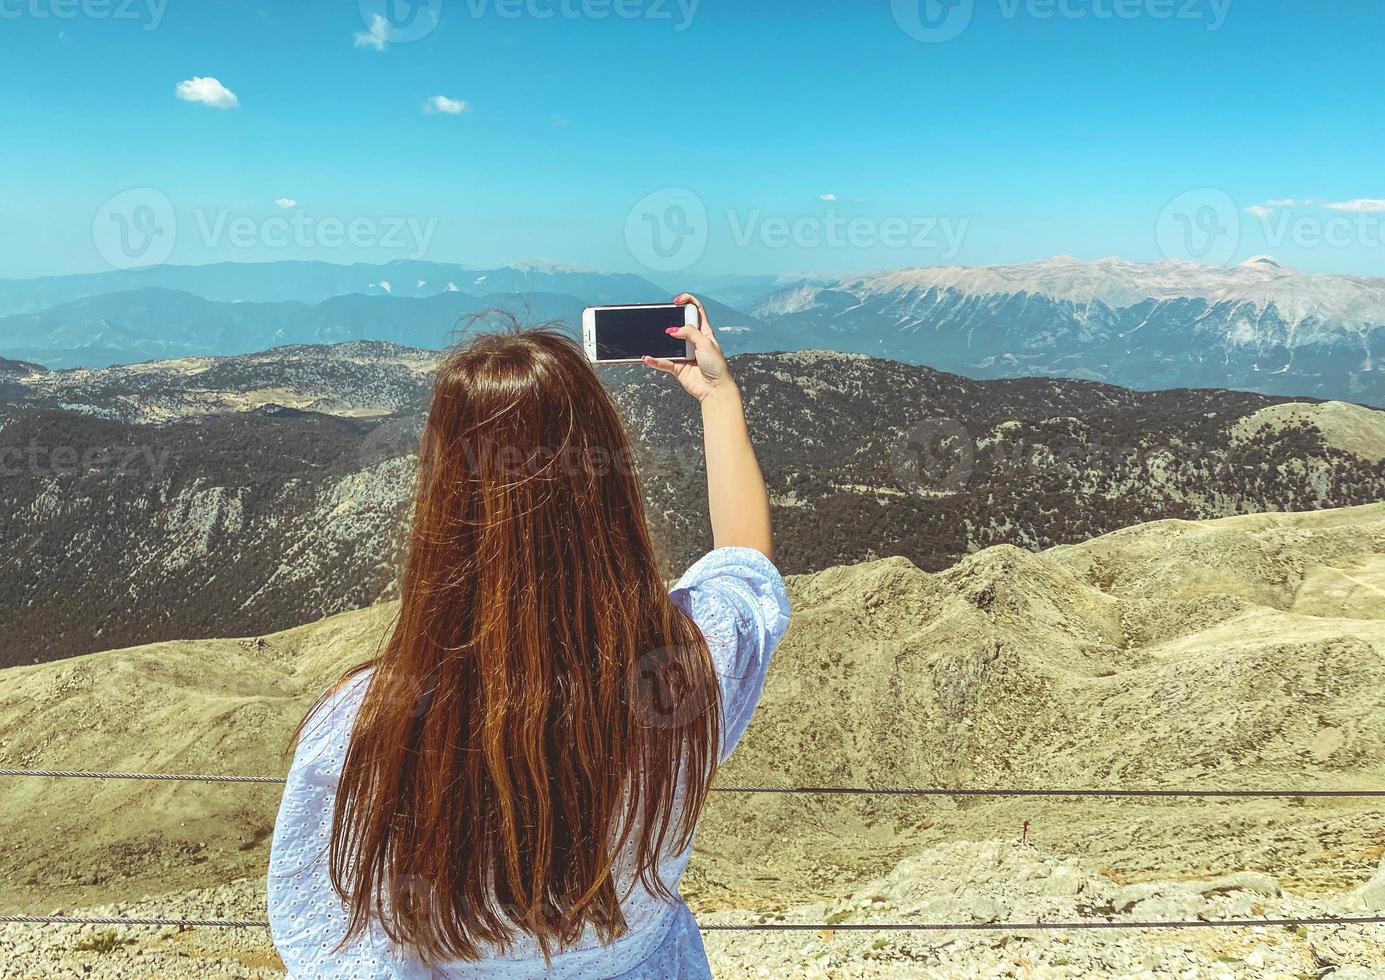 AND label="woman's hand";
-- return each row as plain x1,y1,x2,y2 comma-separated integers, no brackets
642,293,735,403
